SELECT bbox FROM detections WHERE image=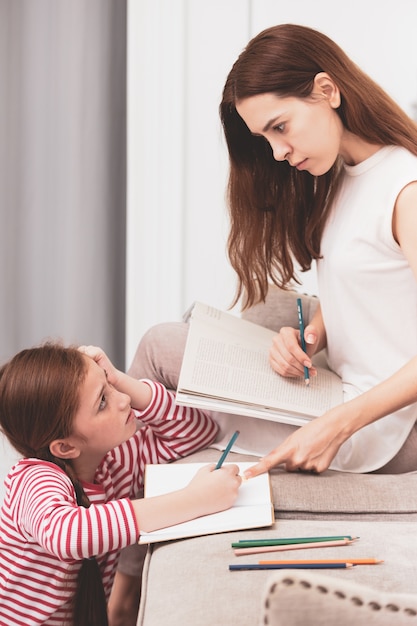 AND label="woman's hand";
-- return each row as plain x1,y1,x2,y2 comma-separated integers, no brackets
269,324,319,379
243,406,351,478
